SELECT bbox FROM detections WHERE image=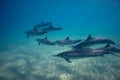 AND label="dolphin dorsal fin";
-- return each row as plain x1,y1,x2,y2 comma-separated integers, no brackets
65,36,70,40
44,37,48,40
86,34,93,40
104,43,110,48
